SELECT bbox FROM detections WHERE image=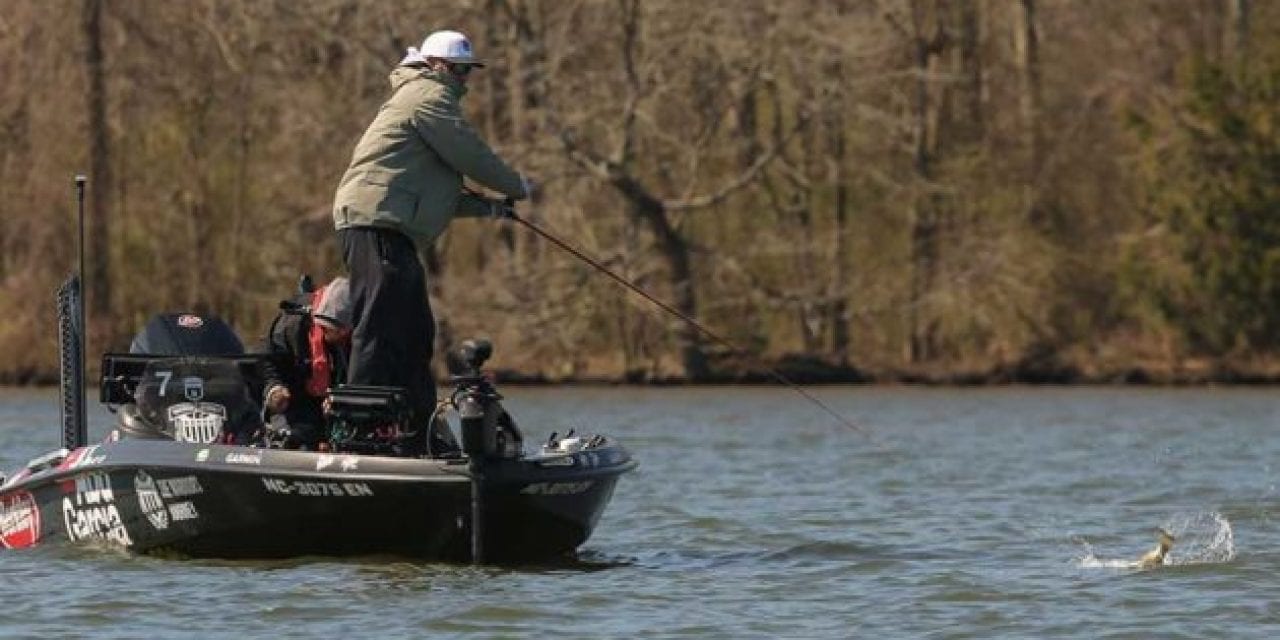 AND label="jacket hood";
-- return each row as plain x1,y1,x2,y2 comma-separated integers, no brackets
388,66,466,98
